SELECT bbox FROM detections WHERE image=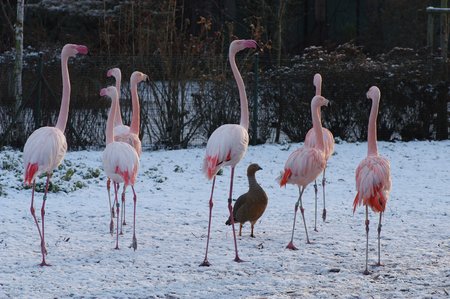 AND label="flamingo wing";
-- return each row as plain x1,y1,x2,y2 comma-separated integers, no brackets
304,128,335,160
279,147,326,187
102,142,139,185
114,131,142,158
23,127,67,185
203,124,249,180
354,155,391,213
